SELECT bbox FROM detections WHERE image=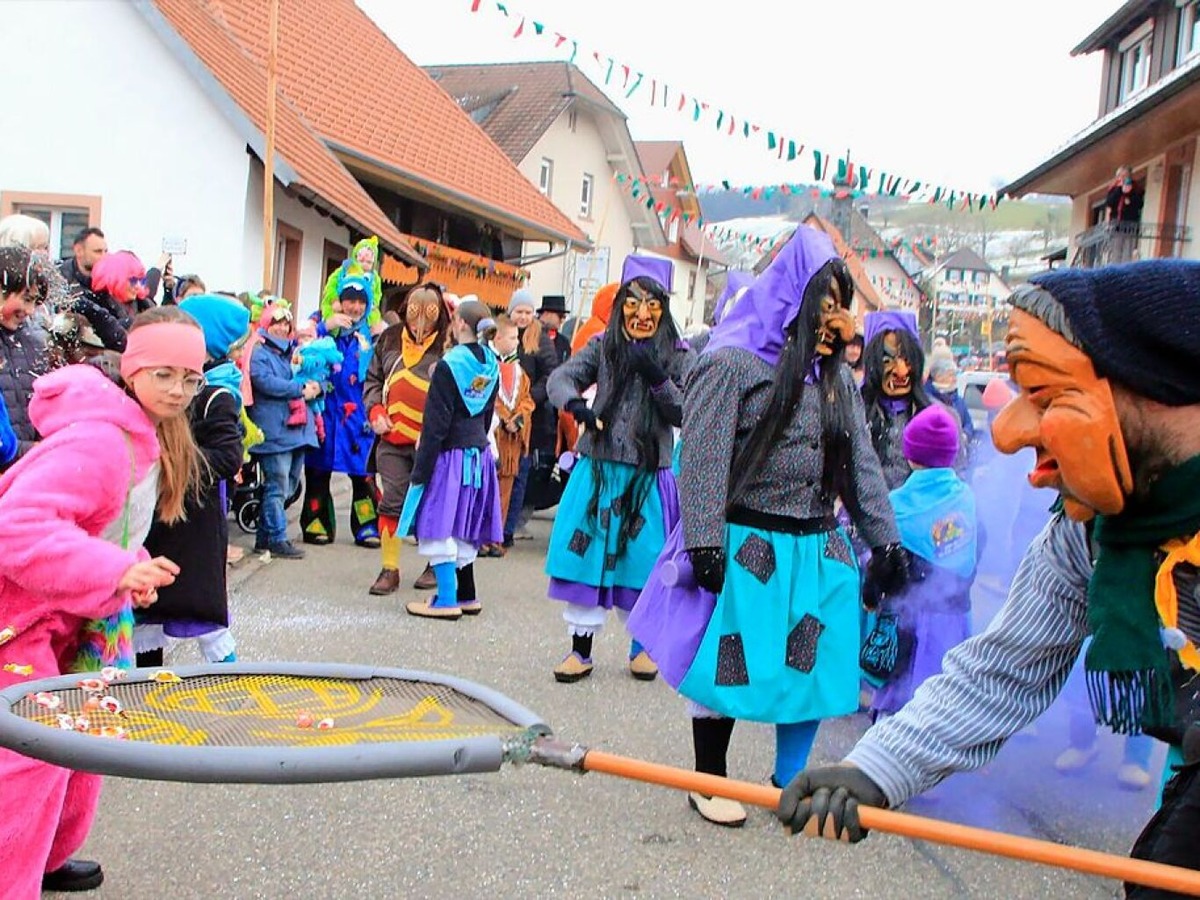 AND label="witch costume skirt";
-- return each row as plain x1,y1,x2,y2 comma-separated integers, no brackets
628,519,861,724
546,457,678,612
400,447,503,547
